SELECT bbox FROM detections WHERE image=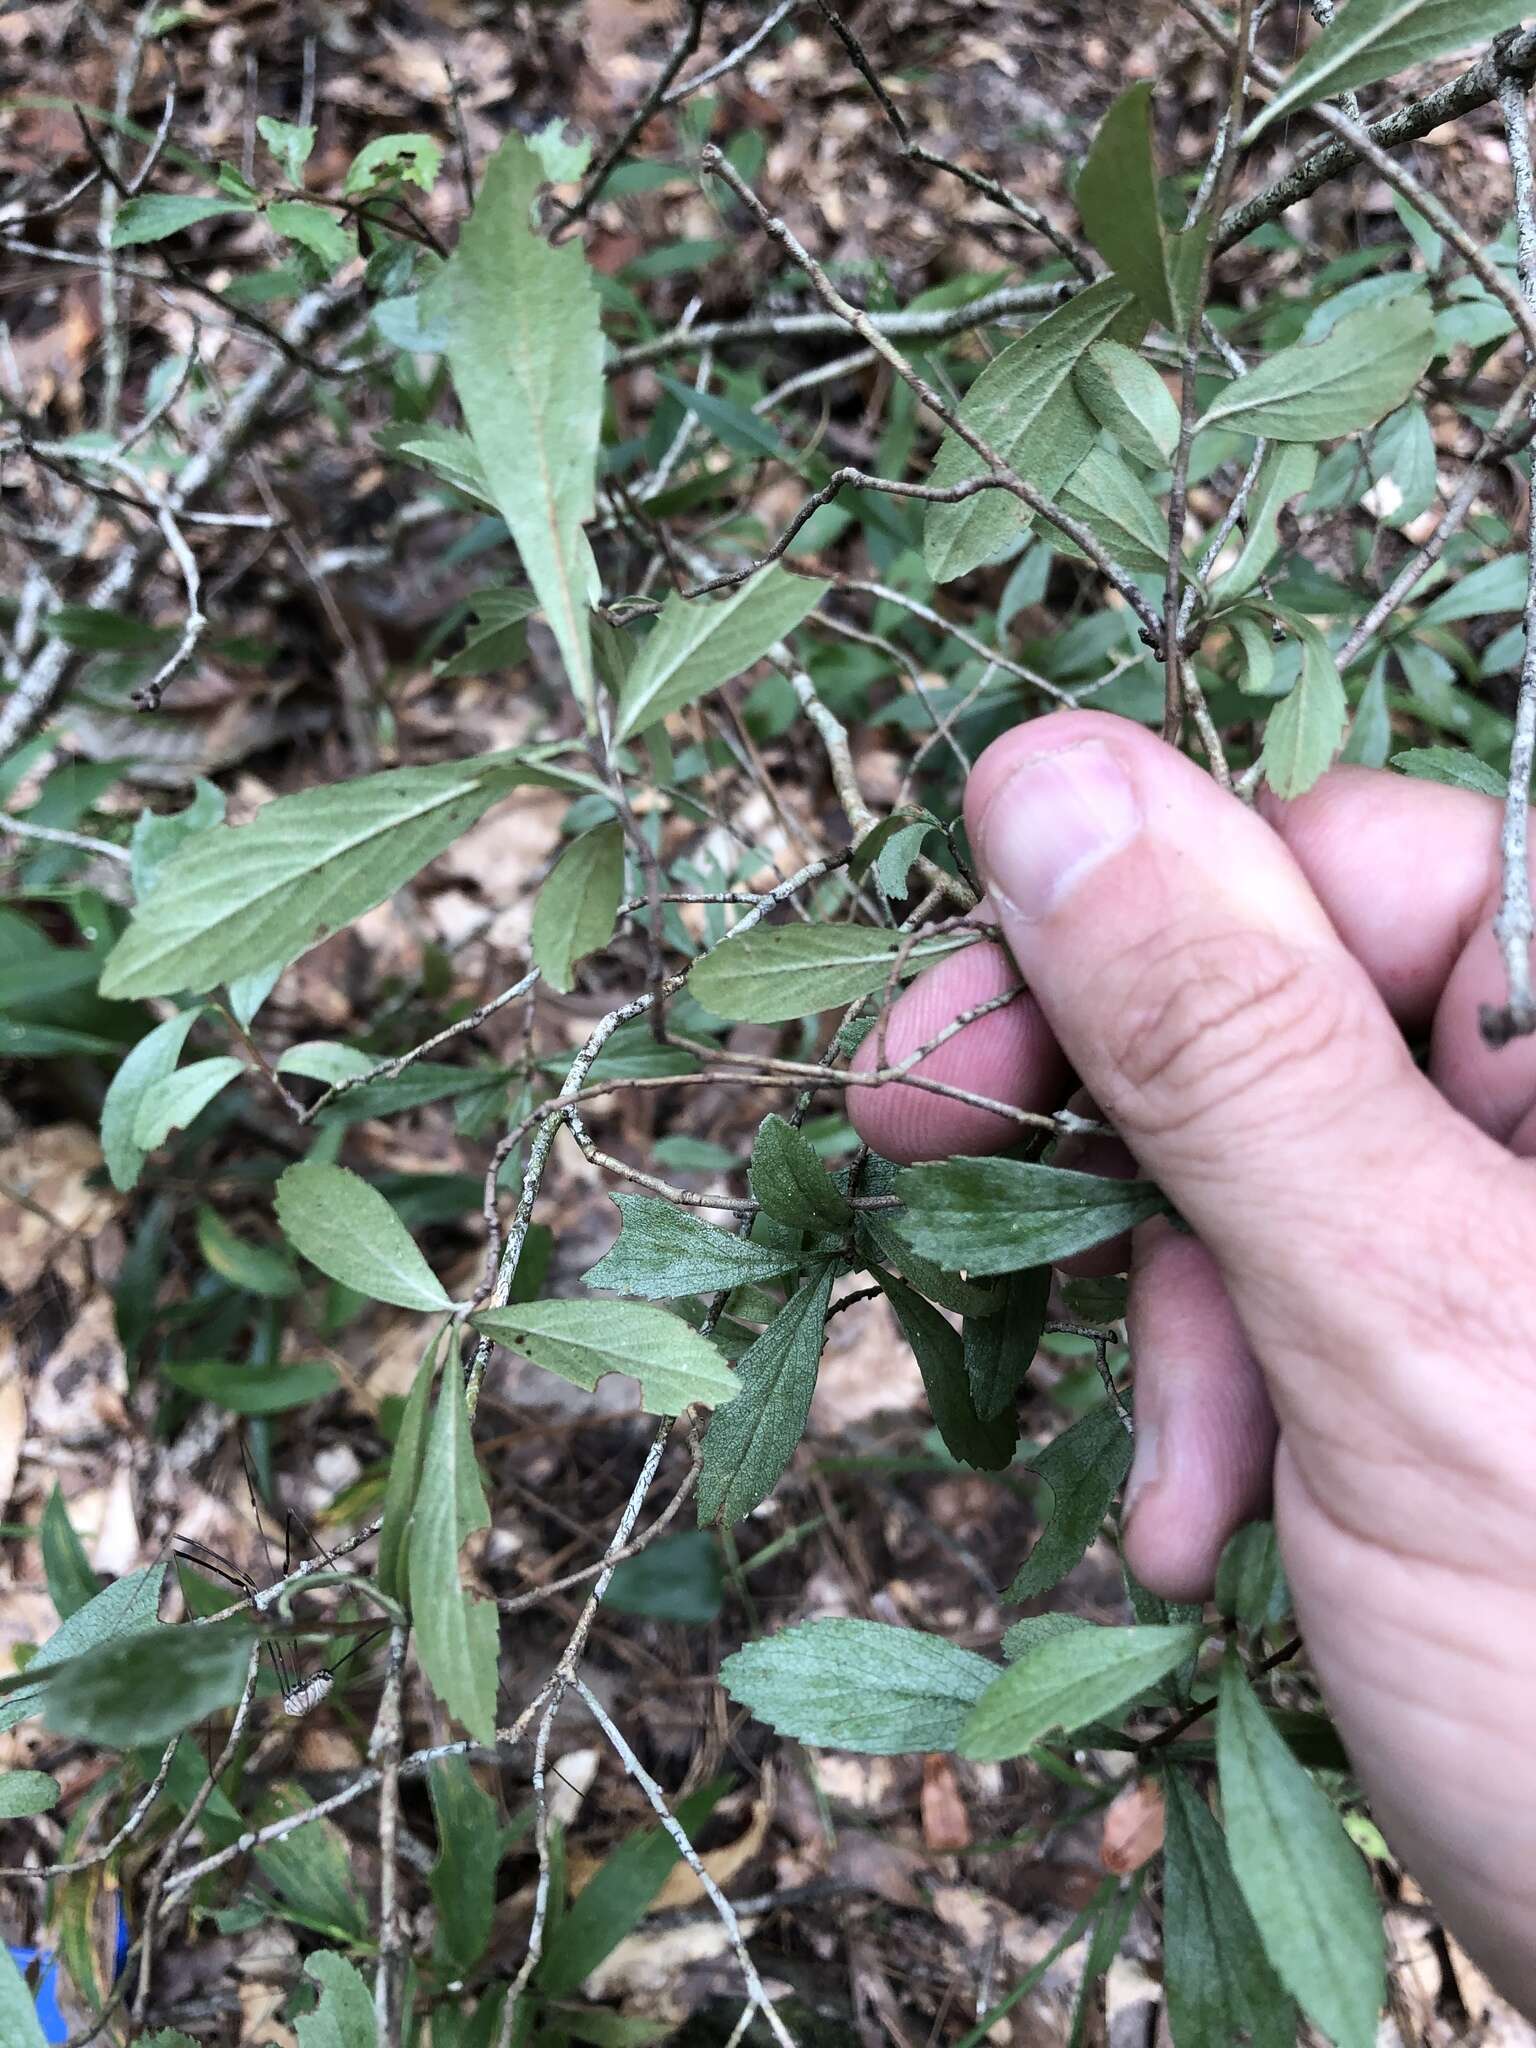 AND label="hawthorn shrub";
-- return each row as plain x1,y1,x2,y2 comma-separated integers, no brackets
2,2,1535,2043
